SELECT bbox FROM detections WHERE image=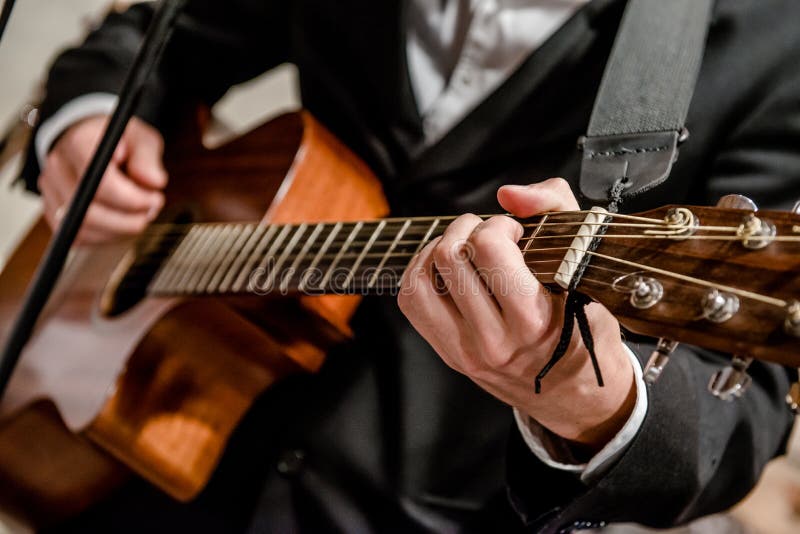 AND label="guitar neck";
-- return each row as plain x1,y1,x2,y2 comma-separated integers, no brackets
141,214,576,298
